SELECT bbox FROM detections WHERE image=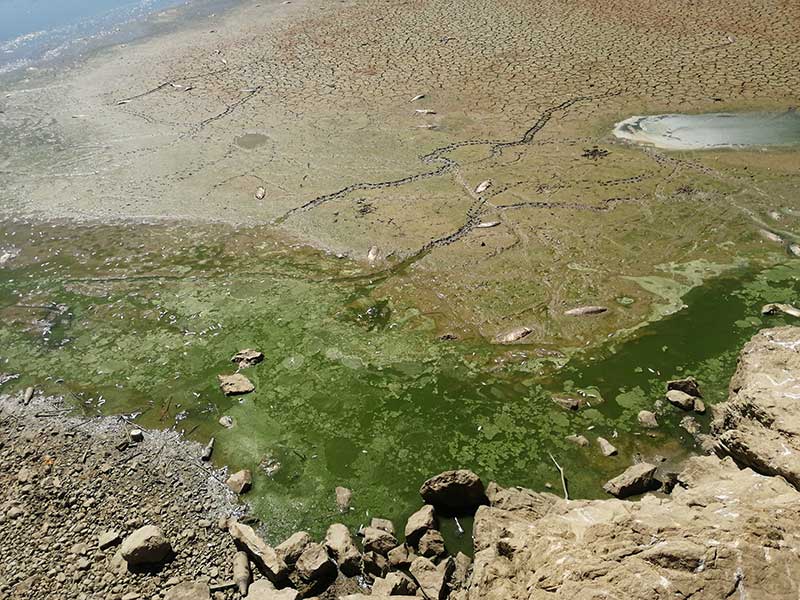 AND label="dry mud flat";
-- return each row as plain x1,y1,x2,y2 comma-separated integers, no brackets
2,0,800,347
3,326,800,599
